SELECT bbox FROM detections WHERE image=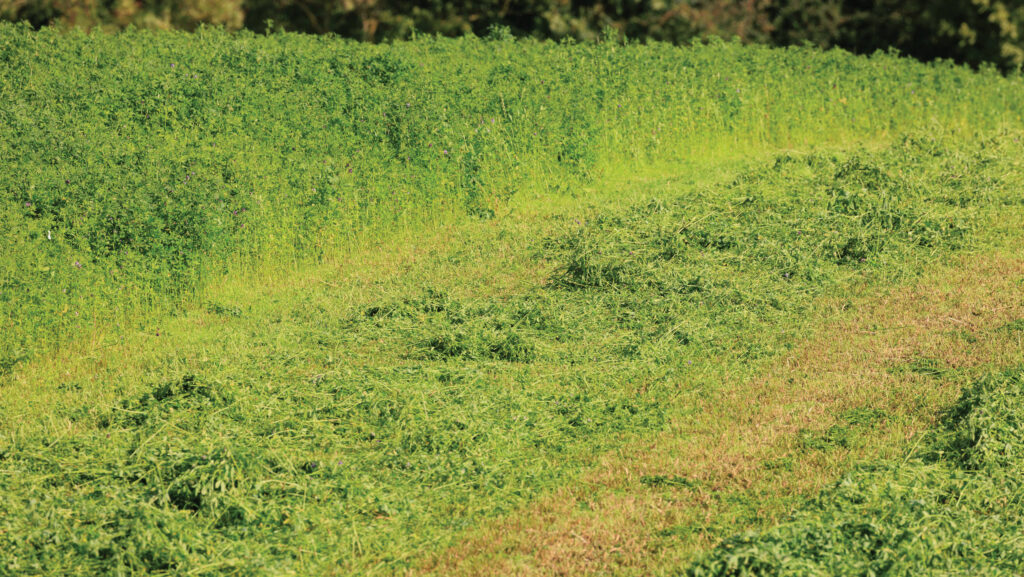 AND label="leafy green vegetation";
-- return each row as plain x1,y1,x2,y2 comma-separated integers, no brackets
3,23,1023,373
3,128,1023,574
686,367,1024,576
2,25,1024,577
6,0,1024,70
